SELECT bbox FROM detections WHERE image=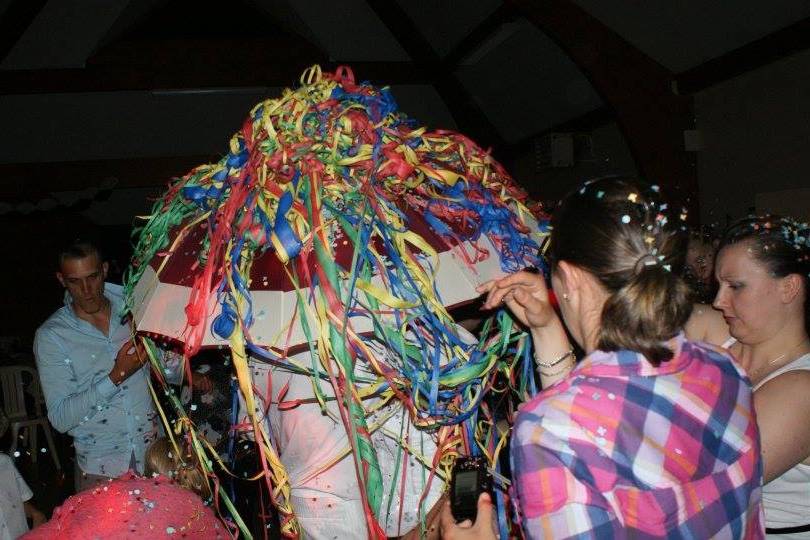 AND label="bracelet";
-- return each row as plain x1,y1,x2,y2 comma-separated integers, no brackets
535,348,574,368
536,358,575,378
